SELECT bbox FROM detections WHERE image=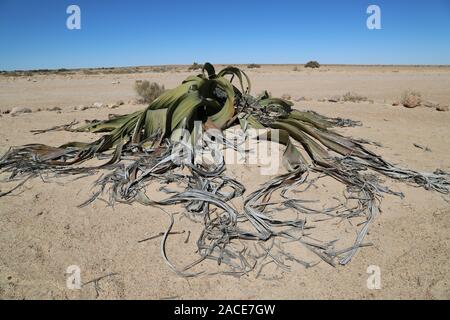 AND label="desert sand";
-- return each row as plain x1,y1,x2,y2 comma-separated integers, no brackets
0,65,449,299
